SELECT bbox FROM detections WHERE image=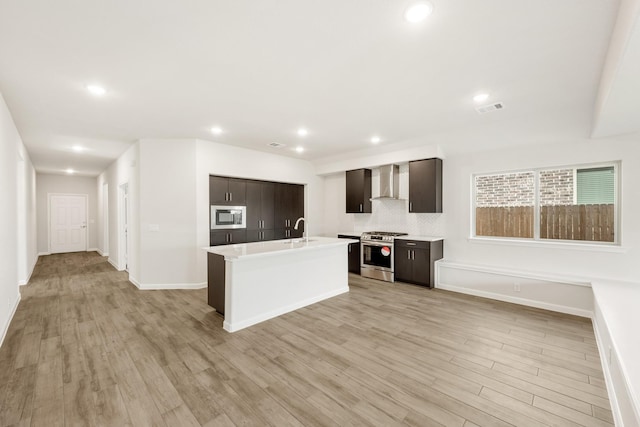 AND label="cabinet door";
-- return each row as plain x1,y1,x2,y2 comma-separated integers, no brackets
274,183,293,229
348,242,361,274
245,181,263,230
292,184,304,233
210,230,246,245
207,253,225,314
394,247,413,283
261,182,275,230
346,169,372,213
210,230,230,246
209,176,229,205
411,247,430,286
227,178,246,205
409,159,442,213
